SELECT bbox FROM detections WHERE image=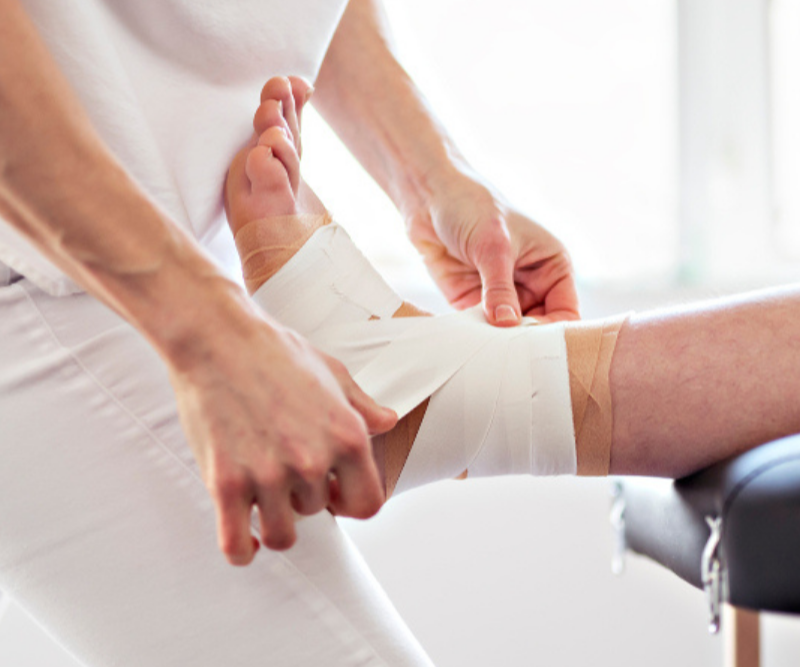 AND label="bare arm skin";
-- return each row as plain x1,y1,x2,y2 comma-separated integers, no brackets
0,0,396,562
313,0,579,325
